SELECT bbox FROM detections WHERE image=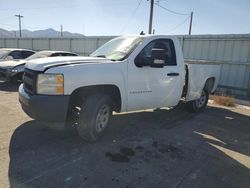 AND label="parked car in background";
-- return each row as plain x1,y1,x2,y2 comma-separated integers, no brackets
0,50,78,81
0,48,35,62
